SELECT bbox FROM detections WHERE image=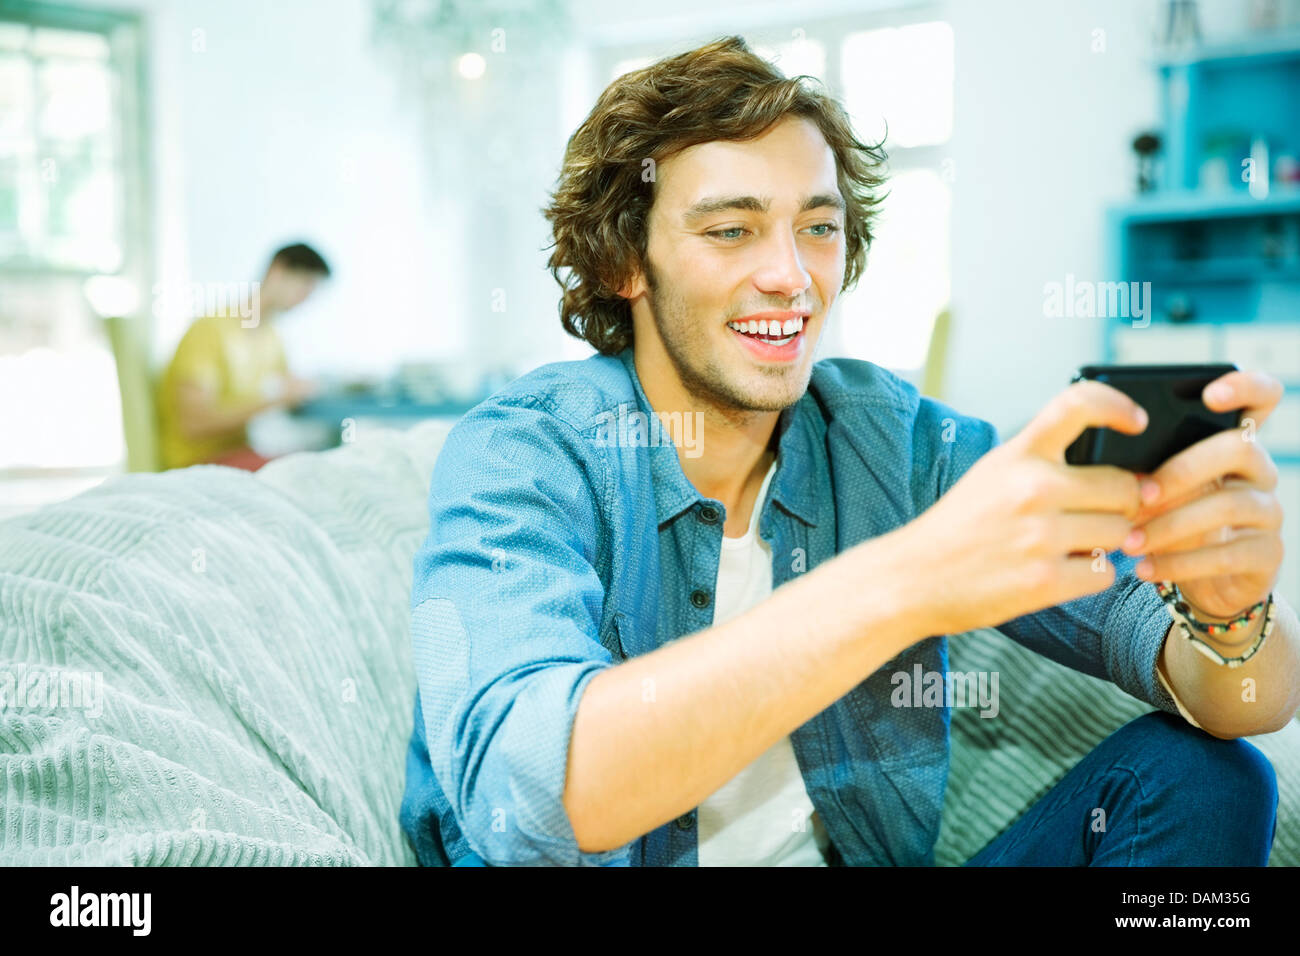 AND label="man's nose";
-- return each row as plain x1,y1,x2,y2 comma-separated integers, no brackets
753,230,812,299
